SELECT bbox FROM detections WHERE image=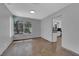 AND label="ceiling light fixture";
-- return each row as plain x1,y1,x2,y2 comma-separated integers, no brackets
30,10,35,14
